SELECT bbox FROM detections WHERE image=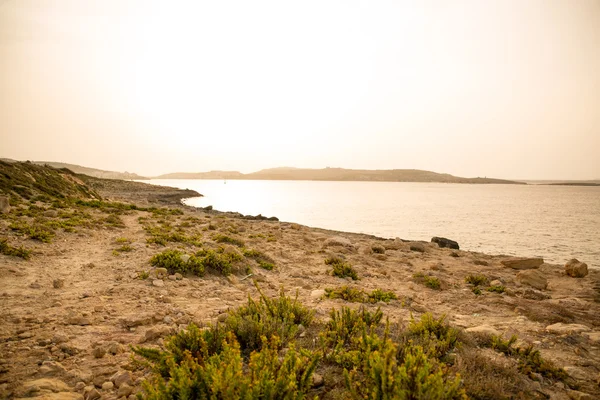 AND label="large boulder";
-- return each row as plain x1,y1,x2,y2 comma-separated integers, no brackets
501,257,544,270
431,237,459,250
516,270,548,290
565,259,588,278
